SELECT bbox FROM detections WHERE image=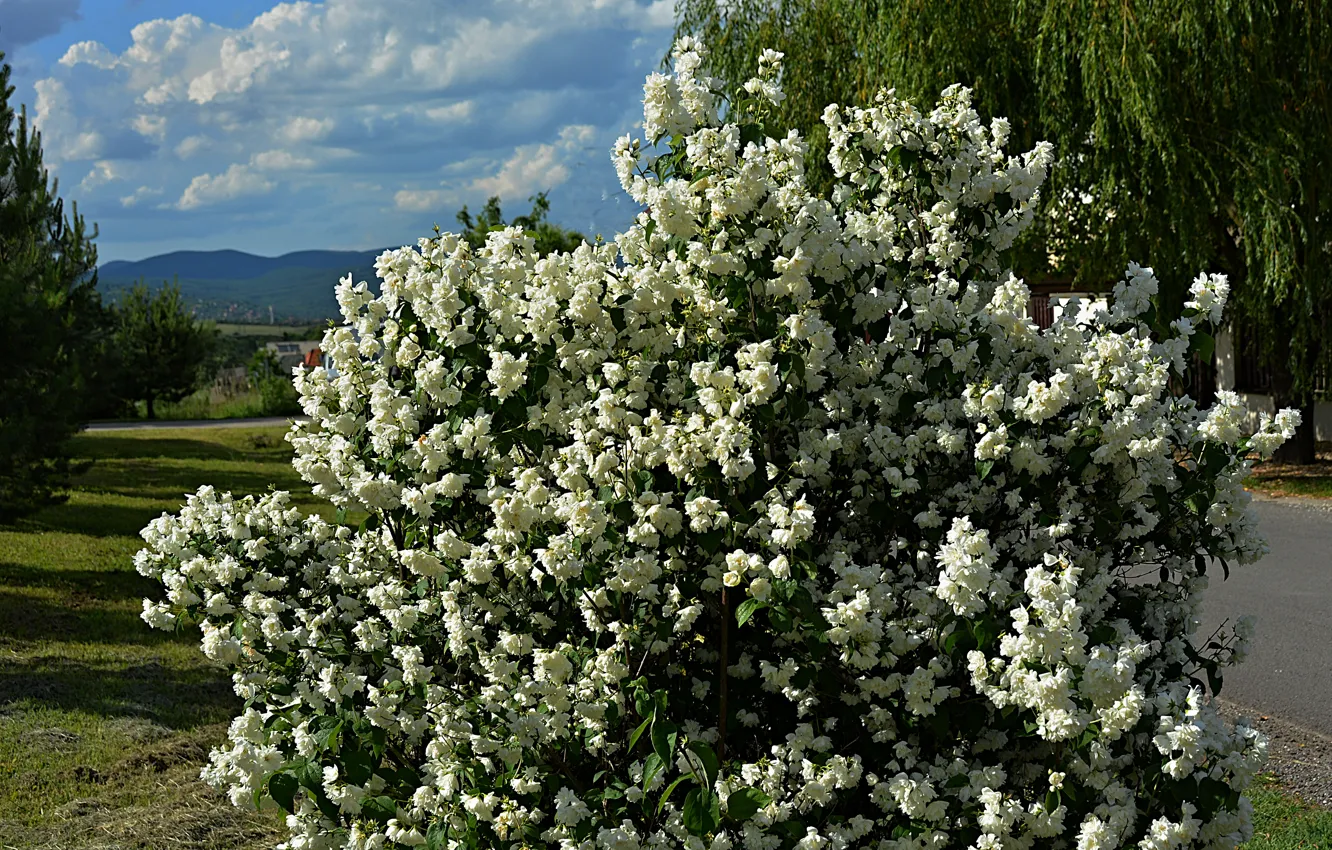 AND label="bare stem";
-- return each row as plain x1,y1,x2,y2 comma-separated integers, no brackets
719,585,730,761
